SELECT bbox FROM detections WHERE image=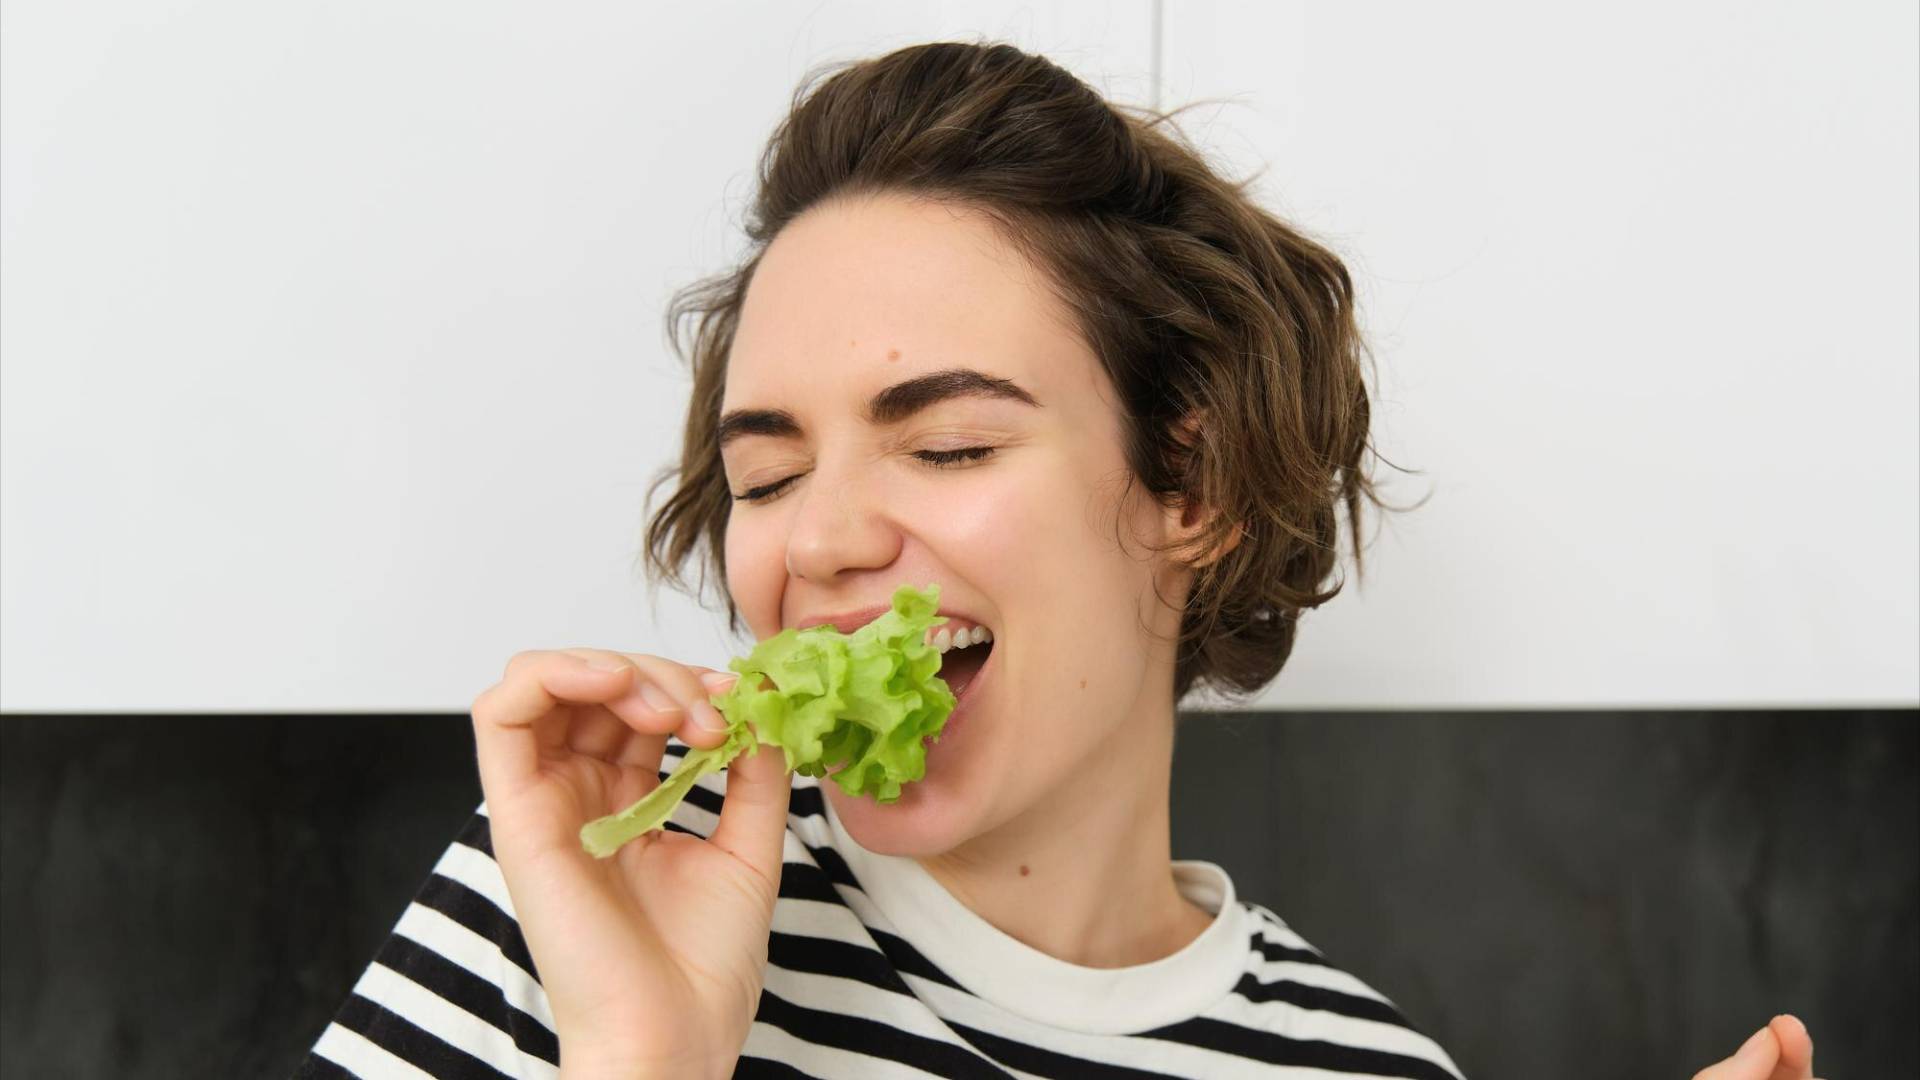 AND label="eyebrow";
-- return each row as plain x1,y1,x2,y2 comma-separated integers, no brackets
716,367,1042,450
